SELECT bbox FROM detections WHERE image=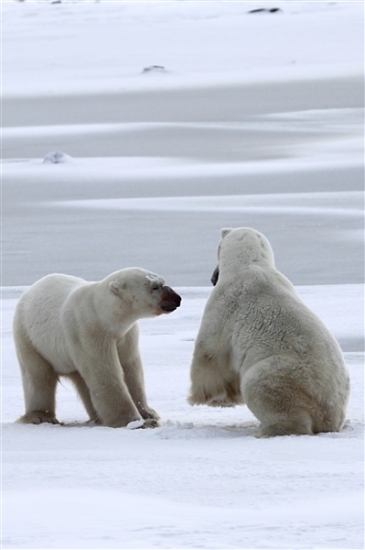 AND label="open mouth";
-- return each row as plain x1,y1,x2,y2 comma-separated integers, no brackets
161,305,178,312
